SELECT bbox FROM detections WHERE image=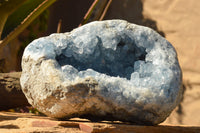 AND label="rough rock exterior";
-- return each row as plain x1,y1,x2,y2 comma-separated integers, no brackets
20,20,182,125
